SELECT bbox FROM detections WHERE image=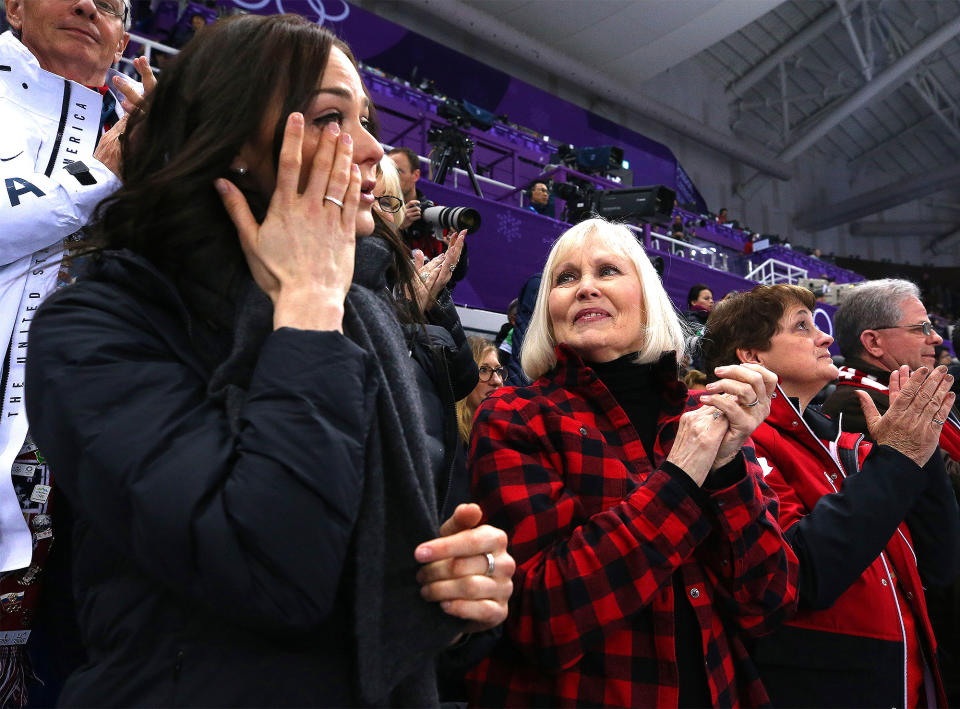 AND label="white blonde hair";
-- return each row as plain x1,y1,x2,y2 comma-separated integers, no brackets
377,156,406,229
521,218,687,380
